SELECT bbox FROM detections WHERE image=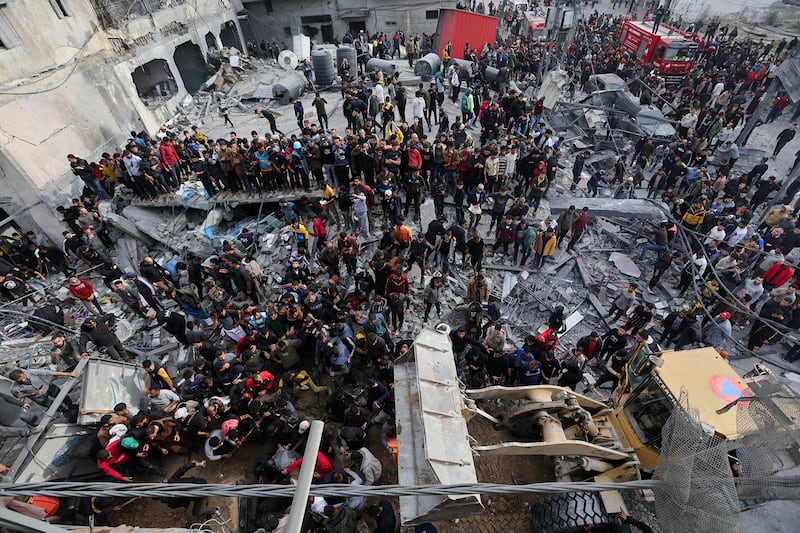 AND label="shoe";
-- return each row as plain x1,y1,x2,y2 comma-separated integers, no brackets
647,286,655,294
299,385,310,391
